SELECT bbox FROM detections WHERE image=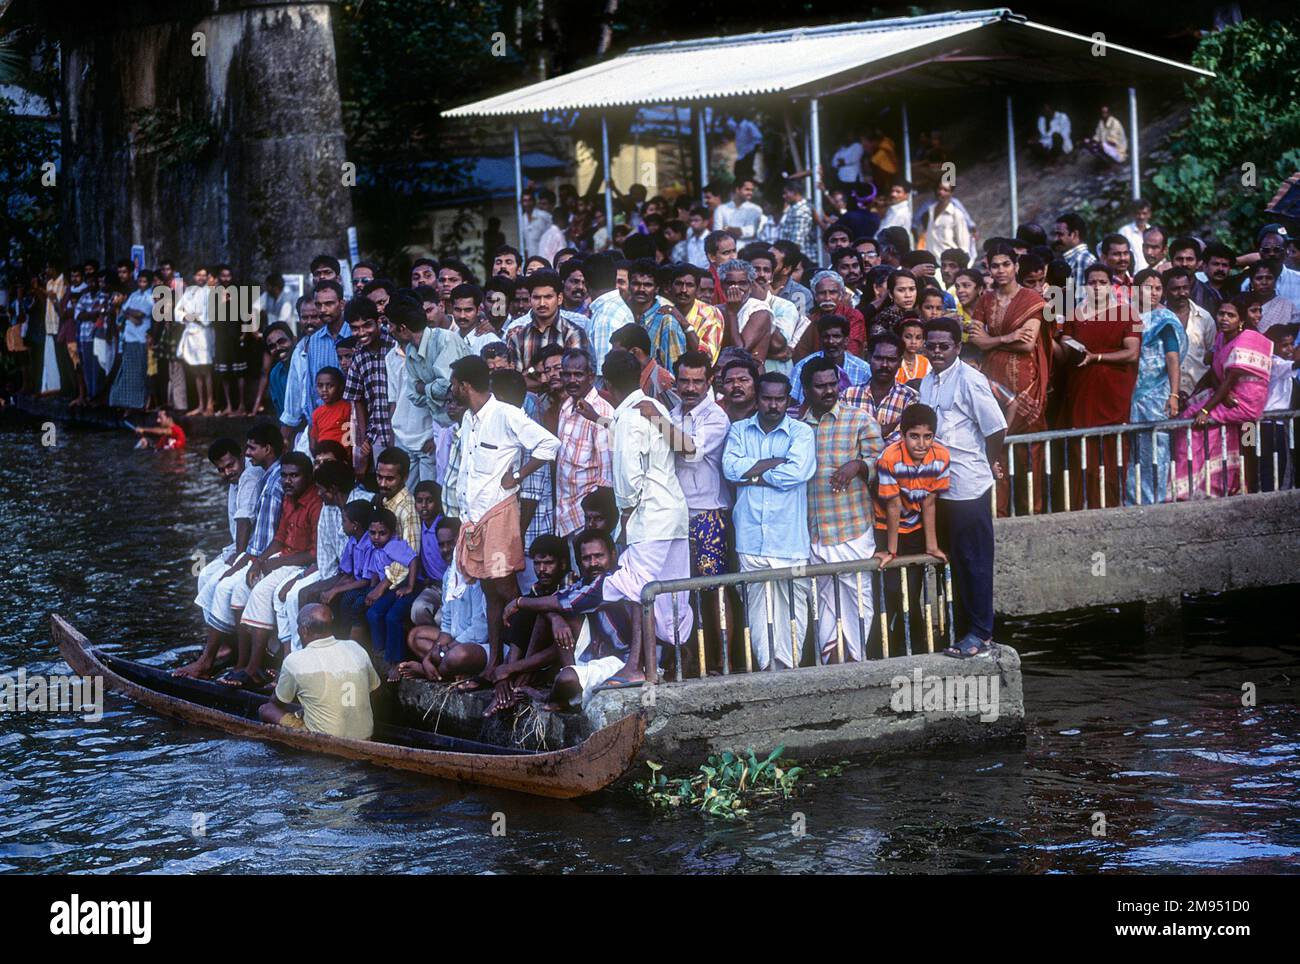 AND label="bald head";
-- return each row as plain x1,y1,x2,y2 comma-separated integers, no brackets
298,604,334,643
